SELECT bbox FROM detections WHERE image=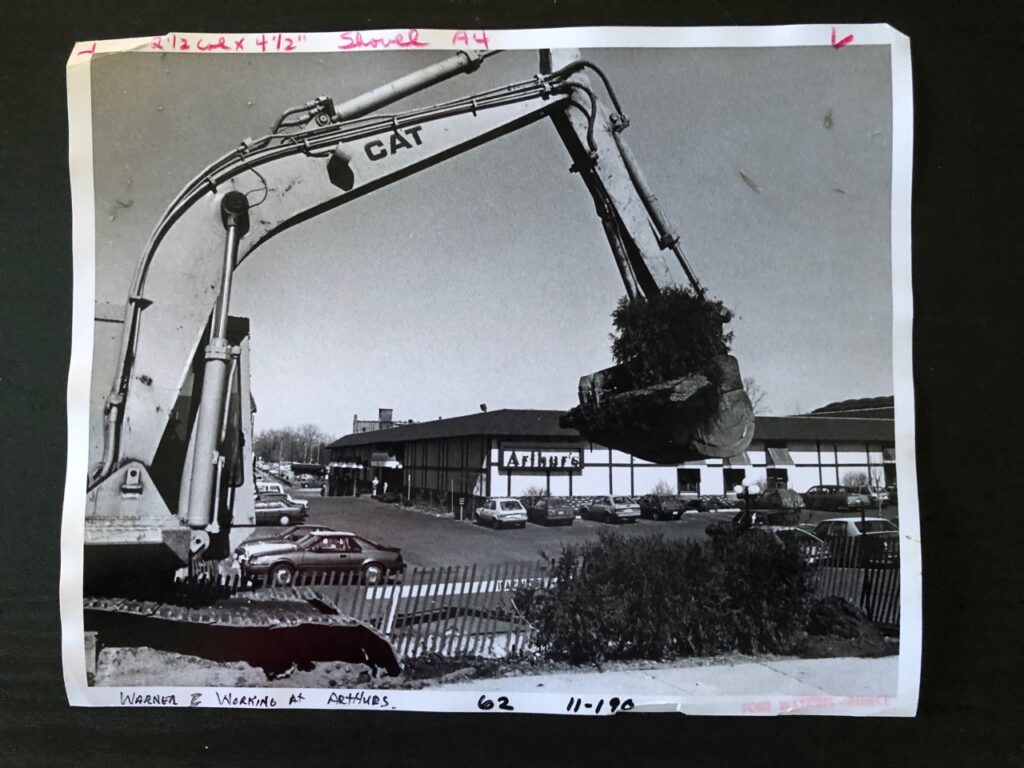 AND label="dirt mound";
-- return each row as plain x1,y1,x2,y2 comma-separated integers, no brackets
799,596,894,658
94,647,377,688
